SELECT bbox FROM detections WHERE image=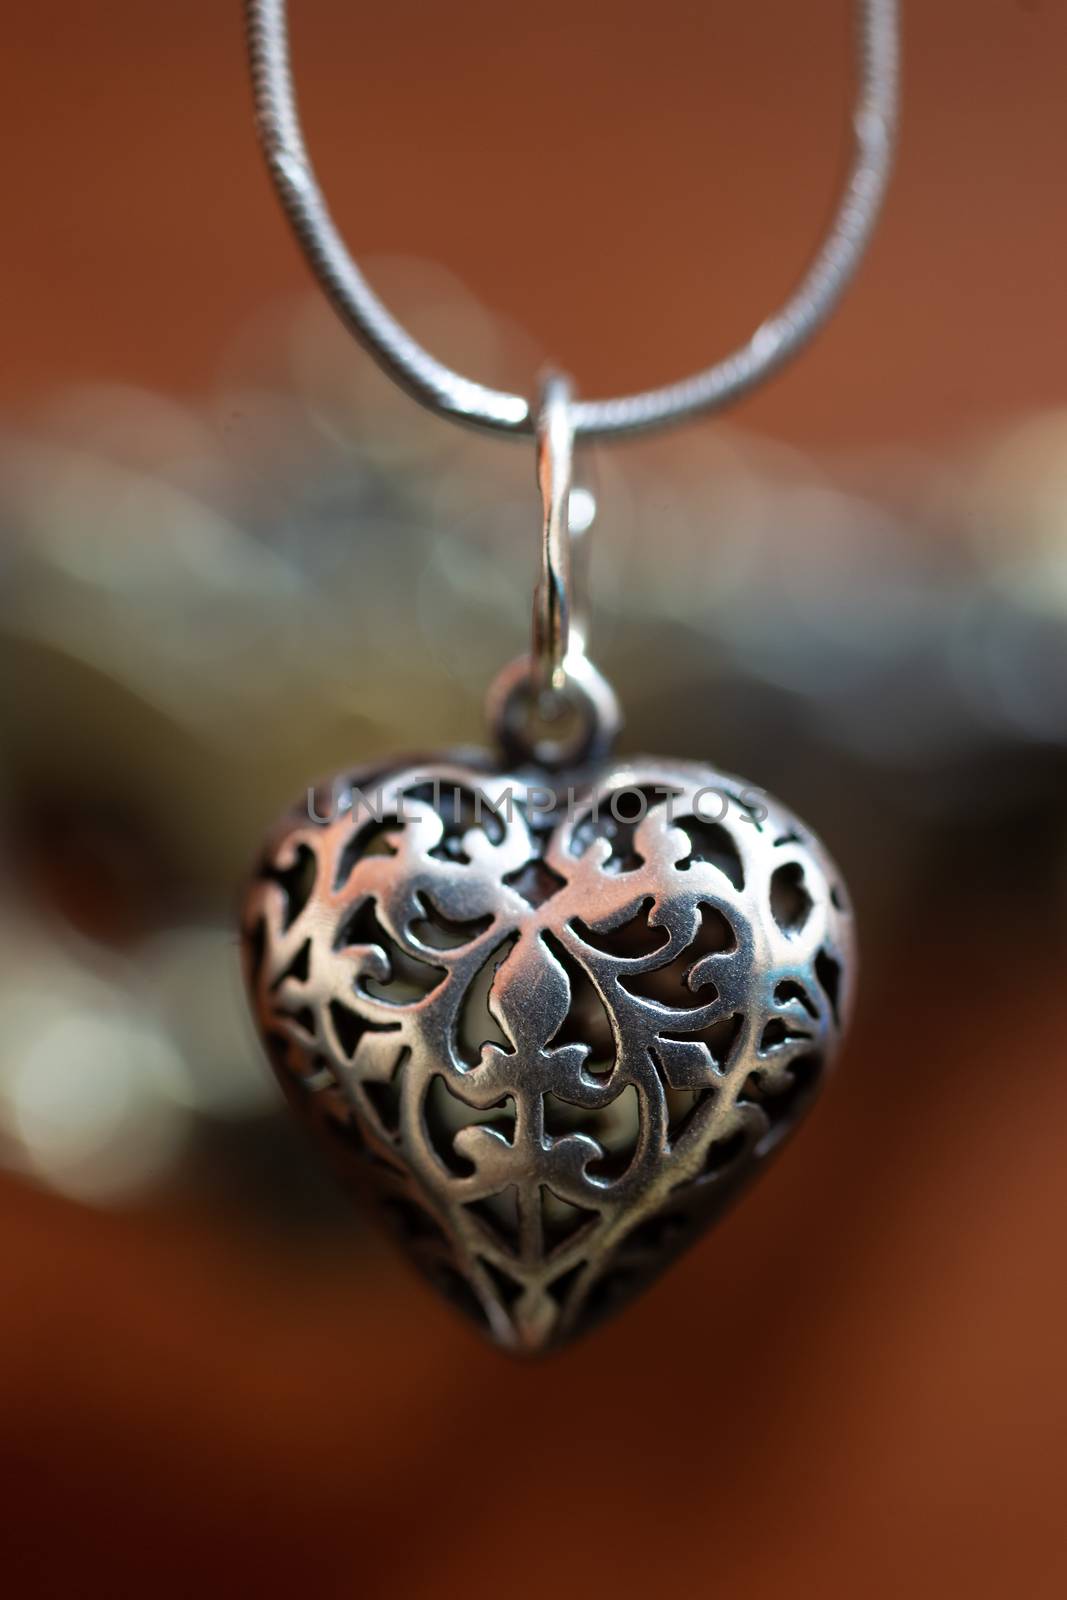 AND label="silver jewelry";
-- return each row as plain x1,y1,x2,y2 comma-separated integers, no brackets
241,1,895,1352
245,0,899,438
